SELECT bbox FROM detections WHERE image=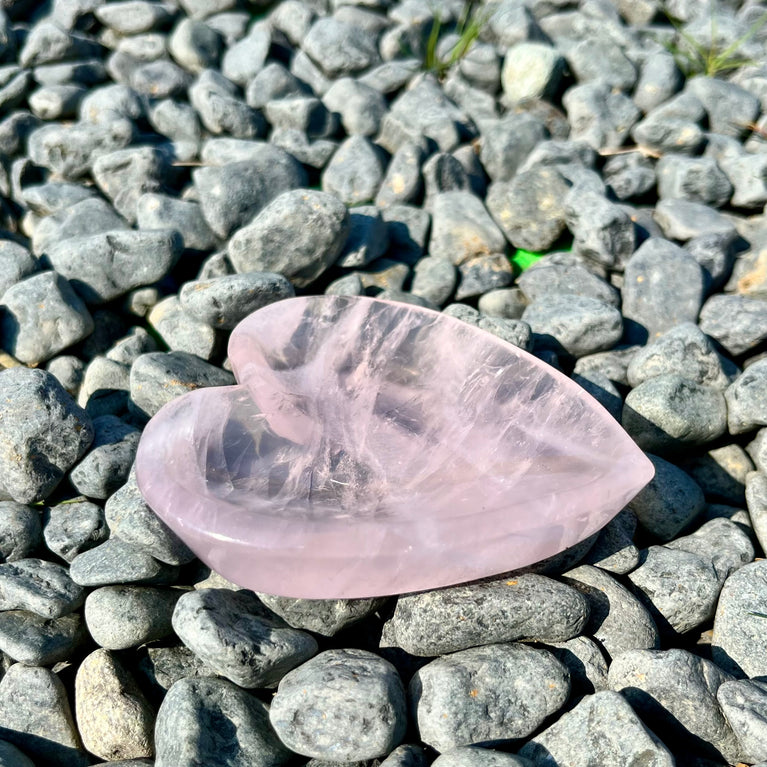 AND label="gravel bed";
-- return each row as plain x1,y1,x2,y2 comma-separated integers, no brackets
1,0,767,764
